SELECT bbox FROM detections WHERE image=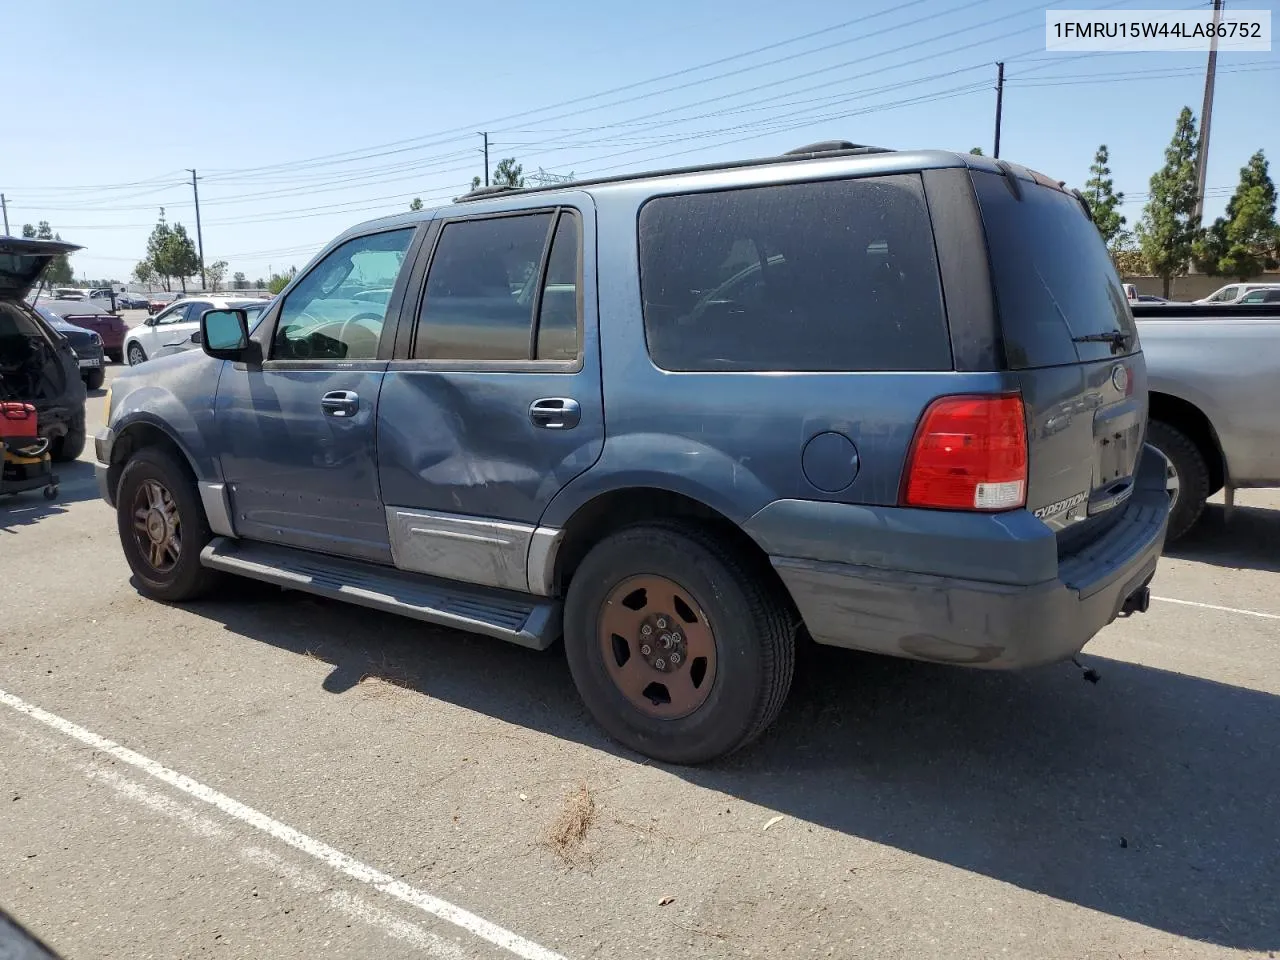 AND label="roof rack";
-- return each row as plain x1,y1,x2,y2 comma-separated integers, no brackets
453,140,895,203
